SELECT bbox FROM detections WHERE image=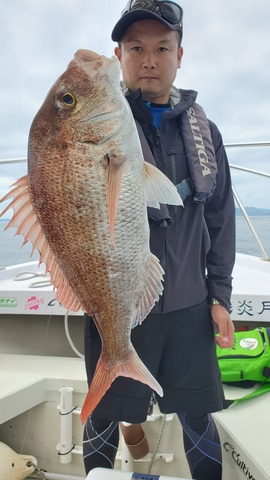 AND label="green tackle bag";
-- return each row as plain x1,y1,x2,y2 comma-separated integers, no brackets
216,327,270,406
